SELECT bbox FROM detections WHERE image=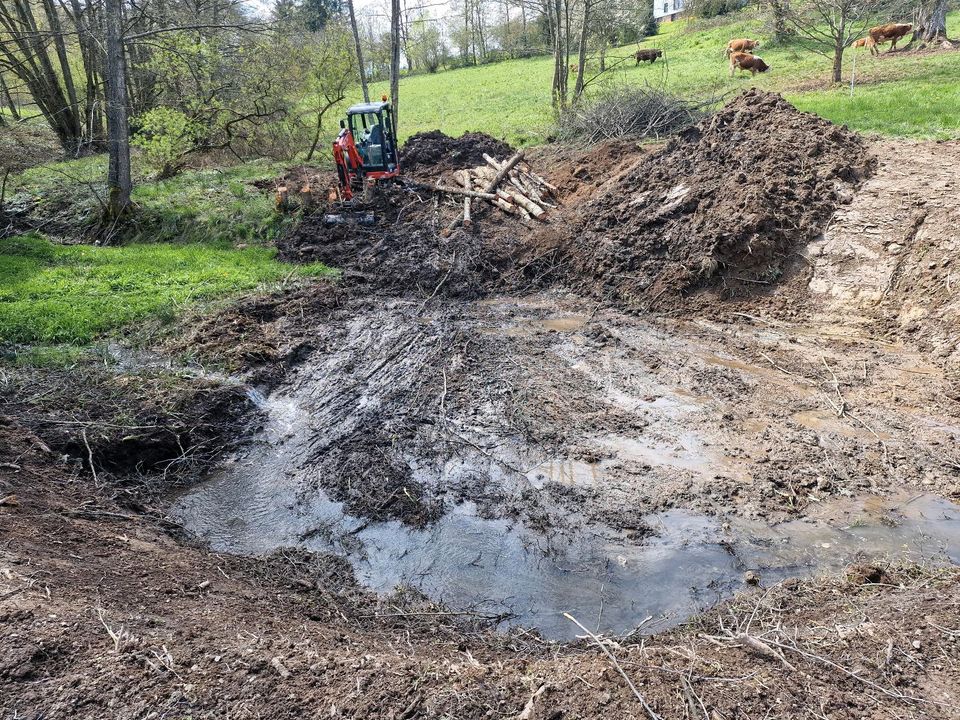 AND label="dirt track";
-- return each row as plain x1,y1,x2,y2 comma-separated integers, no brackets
3,95,960,717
